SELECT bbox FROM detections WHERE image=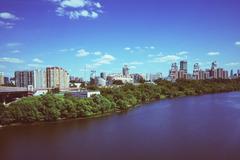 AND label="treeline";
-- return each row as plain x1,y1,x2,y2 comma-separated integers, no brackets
1,79,240,125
